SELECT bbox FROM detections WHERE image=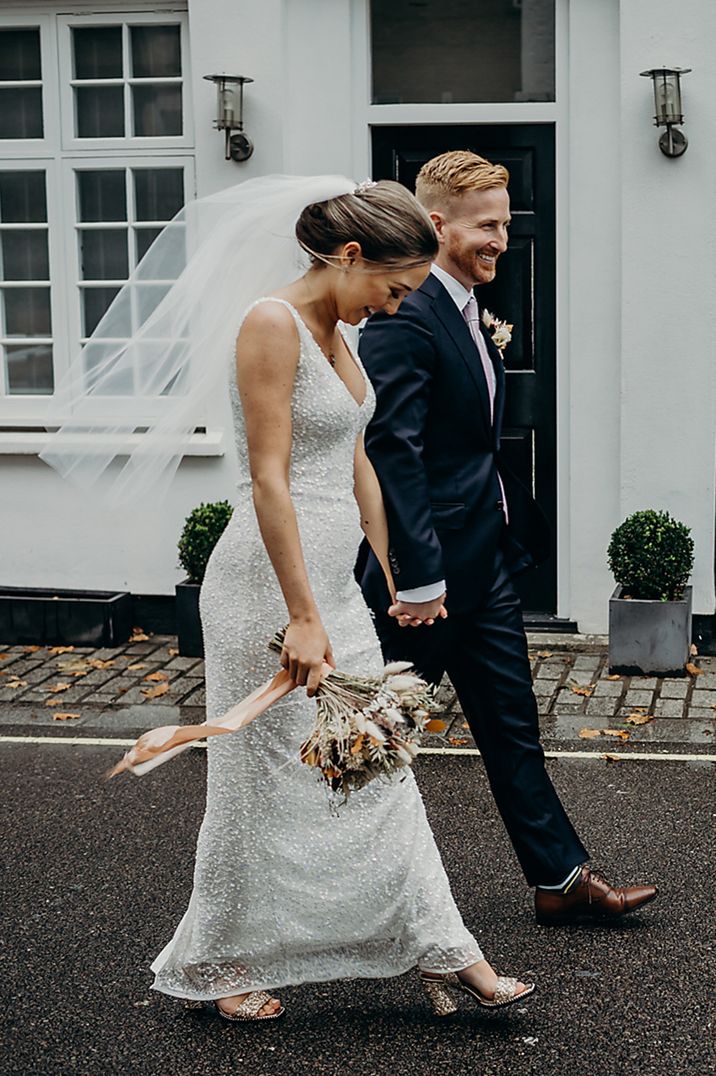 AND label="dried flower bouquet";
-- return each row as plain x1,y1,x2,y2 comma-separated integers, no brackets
269,630,445,800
